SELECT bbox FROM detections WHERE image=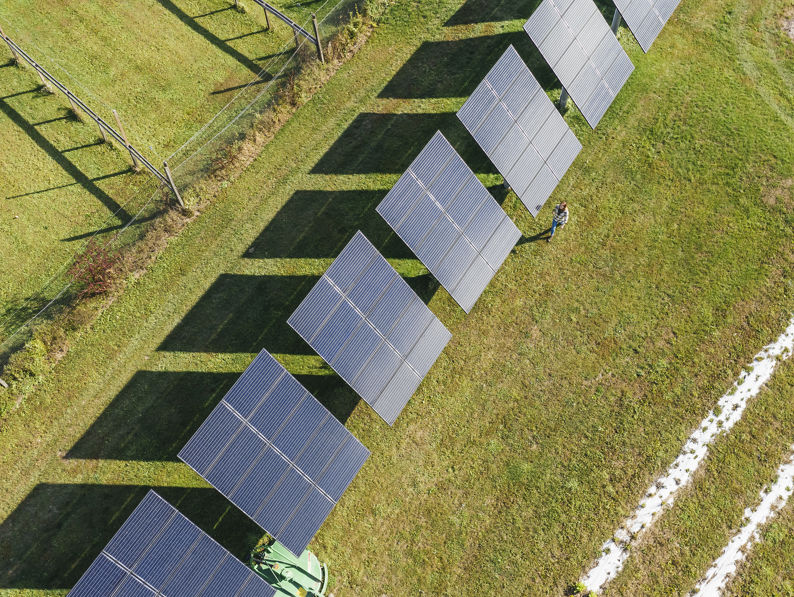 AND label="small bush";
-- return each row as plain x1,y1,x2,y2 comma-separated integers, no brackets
68,239,118,298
